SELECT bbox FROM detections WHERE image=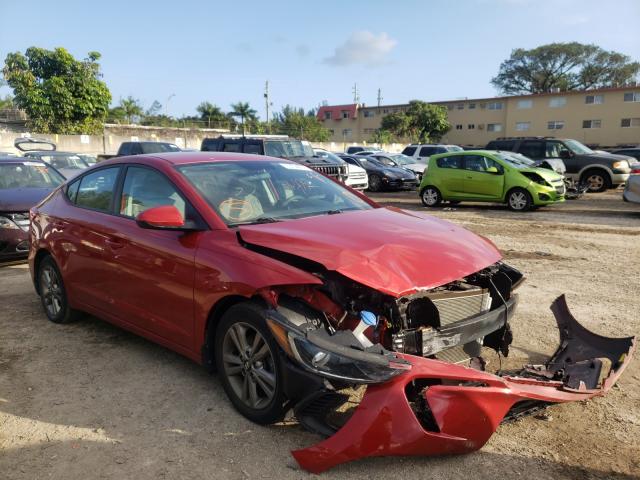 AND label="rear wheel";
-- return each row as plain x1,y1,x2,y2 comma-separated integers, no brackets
581,169,611,193
38,256,81,324
420,186,442,207
215,302,288,425
507,188,533,212
368,174,383,192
